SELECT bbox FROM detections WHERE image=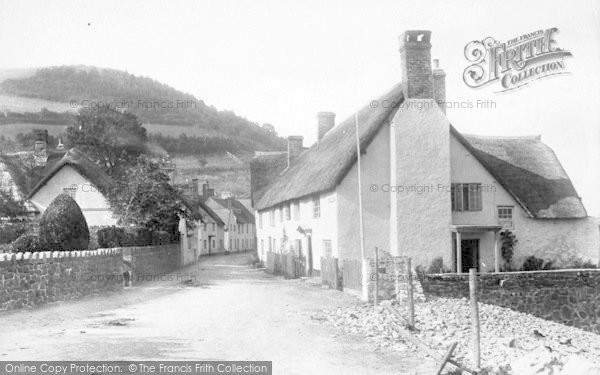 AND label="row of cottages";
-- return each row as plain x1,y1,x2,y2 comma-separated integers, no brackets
180,181,257,260
251,30,599,274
